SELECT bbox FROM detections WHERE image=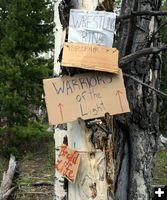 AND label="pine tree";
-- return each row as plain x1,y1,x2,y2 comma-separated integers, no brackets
0,0,54,127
